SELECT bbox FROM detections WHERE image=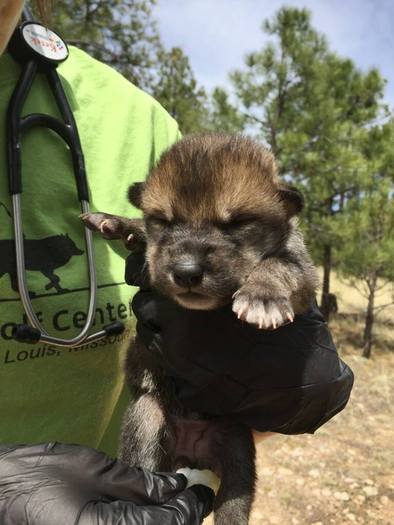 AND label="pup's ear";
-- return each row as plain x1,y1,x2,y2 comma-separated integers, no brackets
80,212,145,250
277,185,304,217
128,182,145,209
